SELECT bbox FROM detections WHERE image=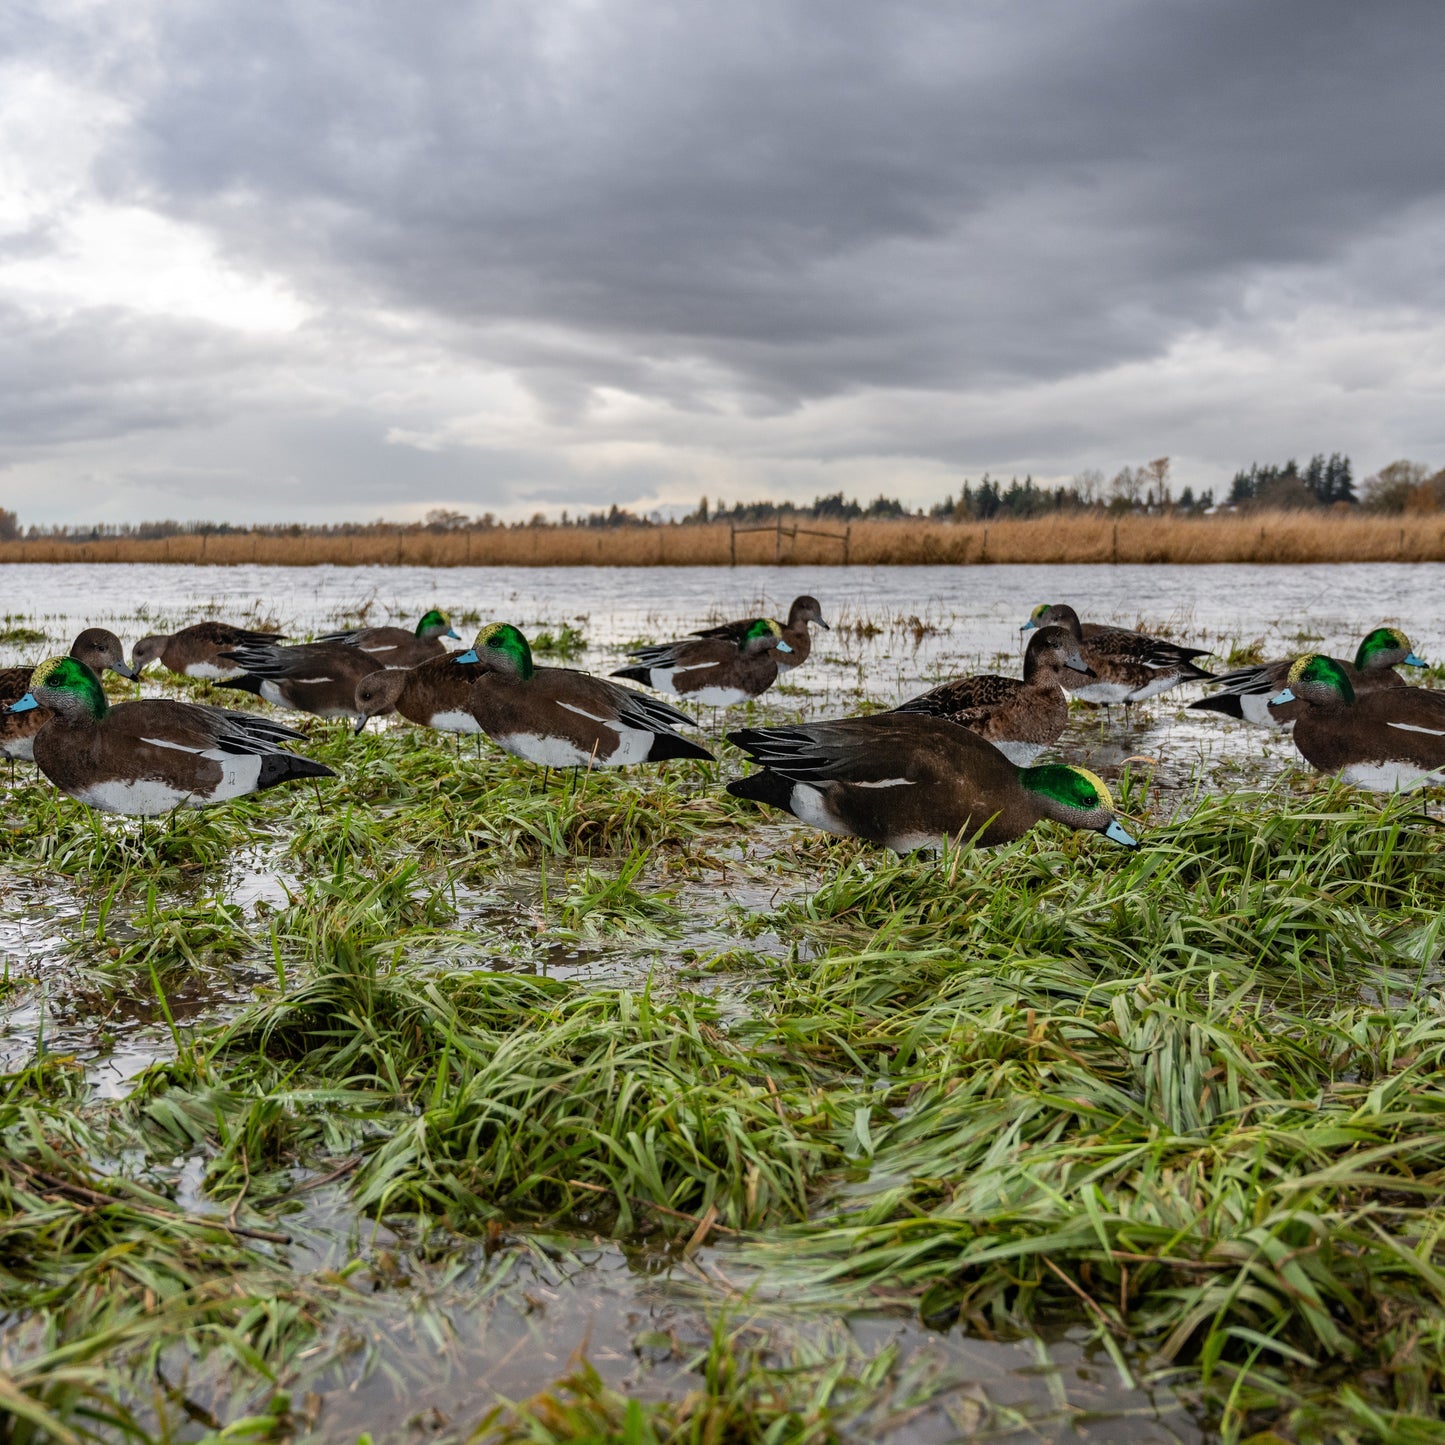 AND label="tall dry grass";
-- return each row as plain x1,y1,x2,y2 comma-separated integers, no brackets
1,512,1441,567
